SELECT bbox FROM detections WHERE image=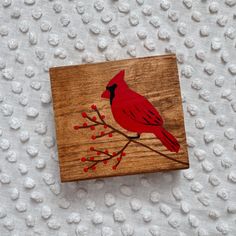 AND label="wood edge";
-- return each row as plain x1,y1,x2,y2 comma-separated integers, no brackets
60,162,189,183
49,54,177,72
48,69,64,183
49,67,56,81
173,56,190,166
